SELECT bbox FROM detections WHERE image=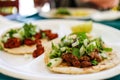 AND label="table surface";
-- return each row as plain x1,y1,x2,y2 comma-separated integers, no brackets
0,13,120,80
